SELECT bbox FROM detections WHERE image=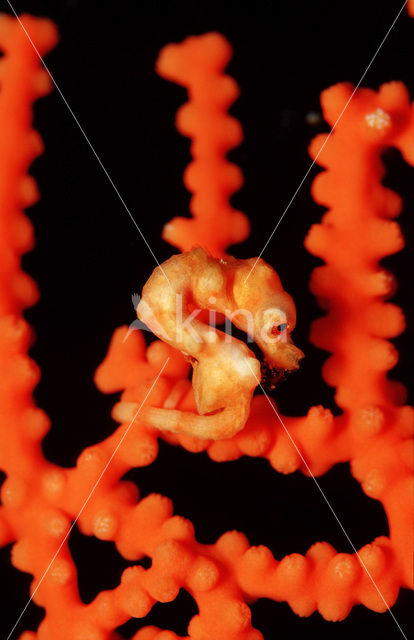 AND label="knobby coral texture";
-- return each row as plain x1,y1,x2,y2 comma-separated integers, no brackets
0,6,413,640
